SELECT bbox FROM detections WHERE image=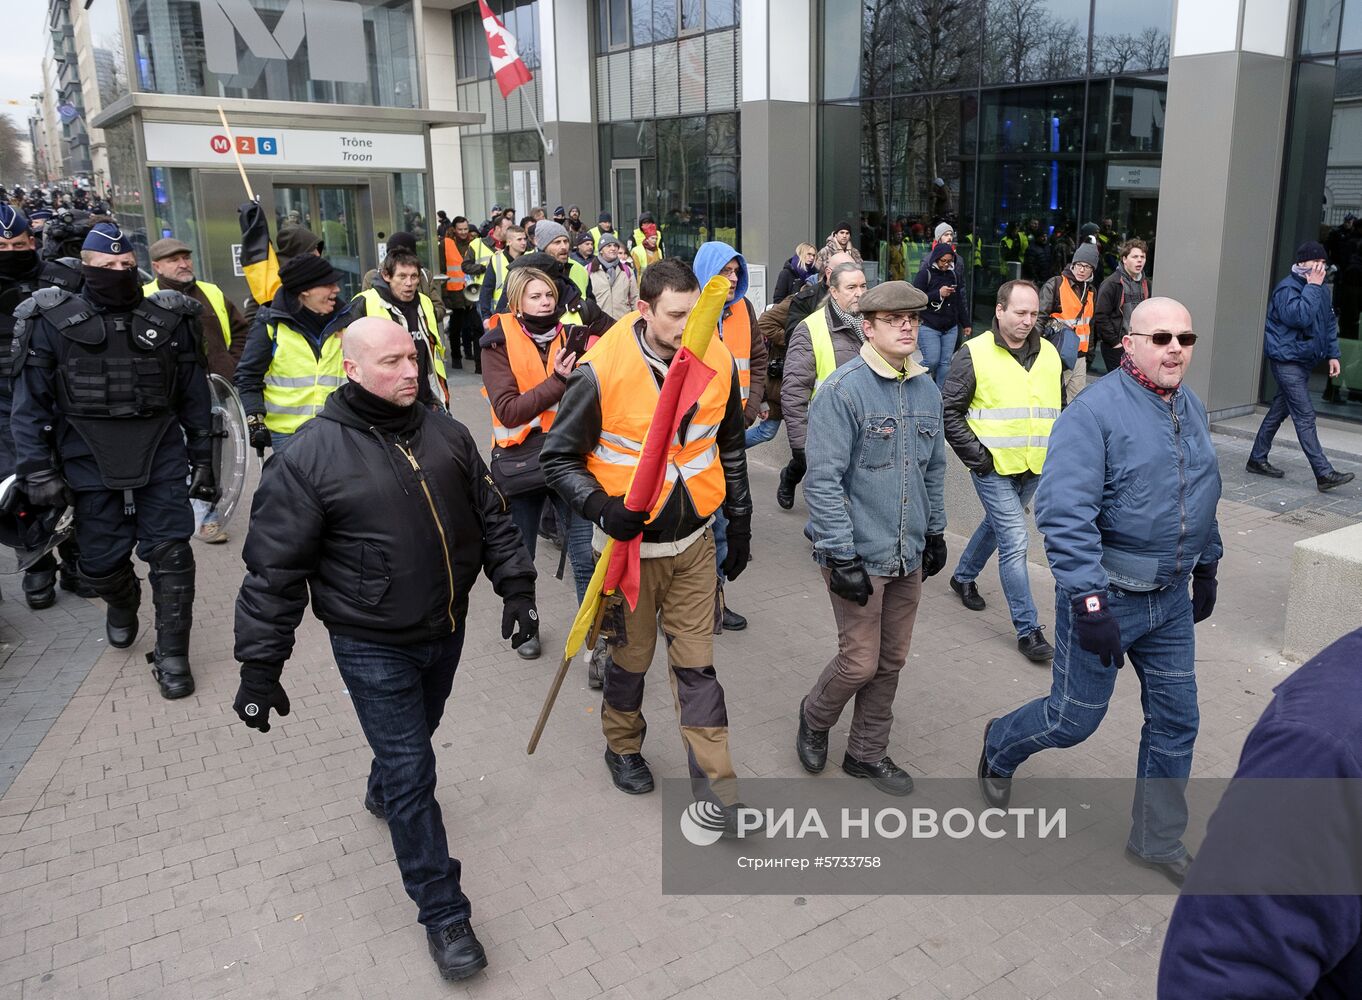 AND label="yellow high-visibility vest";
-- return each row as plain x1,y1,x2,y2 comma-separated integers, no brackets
261,319,345,435
144,279,231,346
804,305,838,395
963,334,1061,475
354,287,448,383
